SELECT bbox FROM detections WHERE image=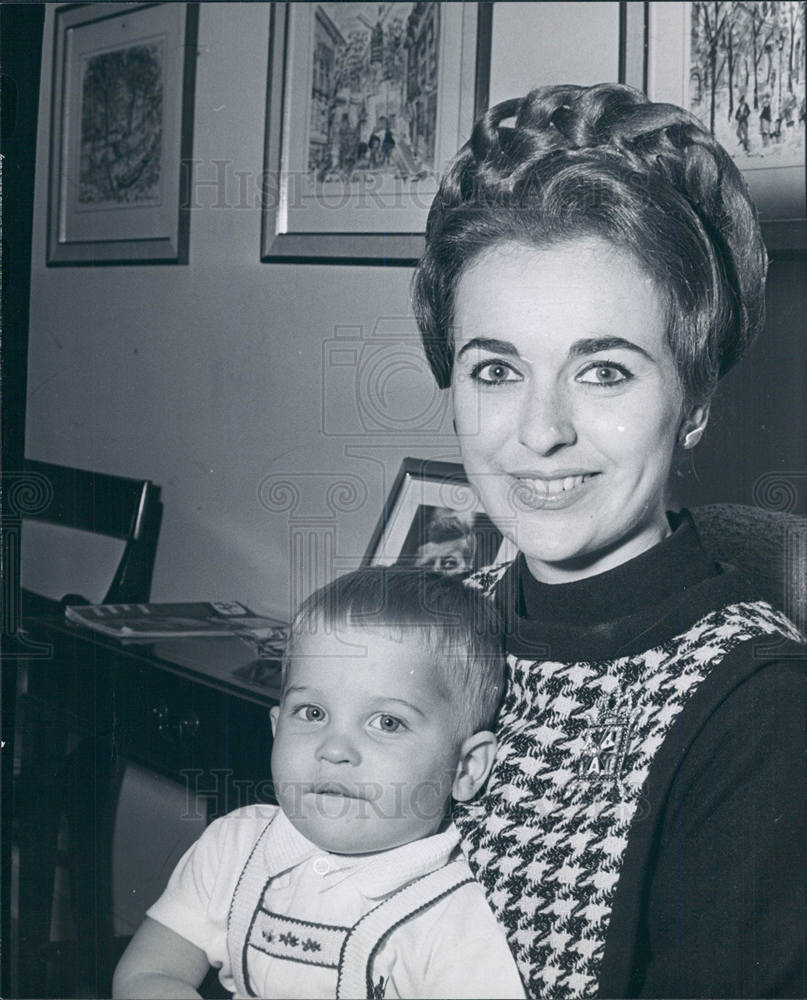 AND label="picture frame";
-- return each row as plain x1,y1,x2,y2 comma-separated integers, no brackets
47,3,198,266
261,2,493,265
622,1,807,256
363,458,515,578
